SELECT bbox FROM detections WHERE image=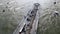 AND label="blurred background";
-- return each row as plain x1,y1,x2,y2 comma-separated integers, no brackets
0,0,60,34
